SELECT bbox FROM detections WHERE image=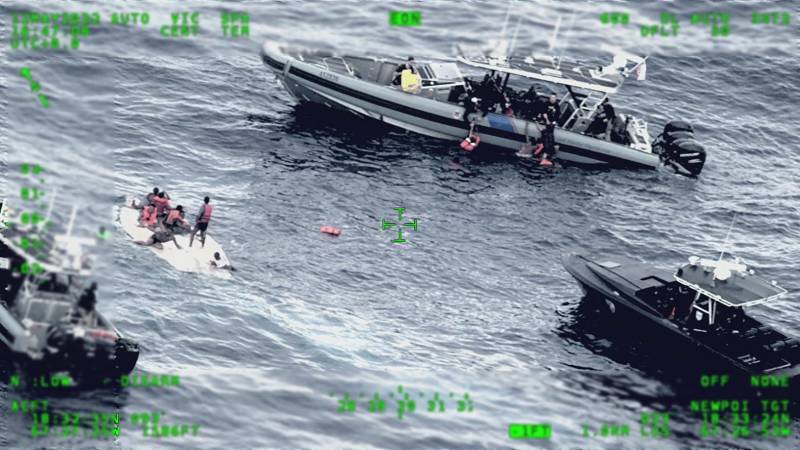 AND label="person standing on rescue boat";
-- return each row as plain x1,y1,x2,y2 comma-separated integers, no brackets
189,196,213,248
